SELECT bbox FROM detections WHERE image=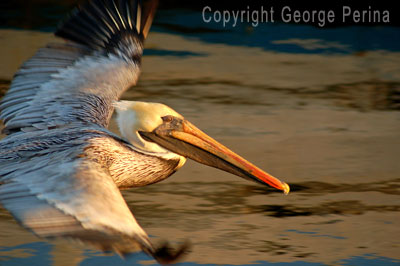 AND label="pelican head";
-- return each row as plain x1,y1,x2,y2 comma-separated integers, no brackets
114,101,289,194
